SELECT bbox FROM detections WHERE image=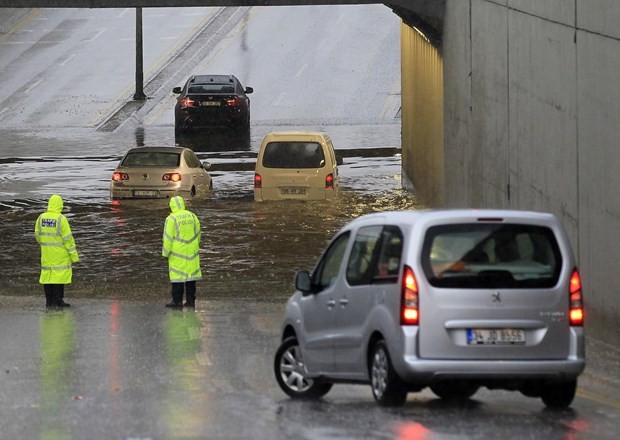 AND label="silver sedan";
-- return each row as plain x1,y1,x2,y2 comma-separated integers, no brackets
110,146,212,200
